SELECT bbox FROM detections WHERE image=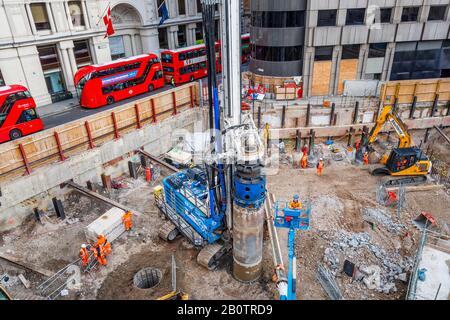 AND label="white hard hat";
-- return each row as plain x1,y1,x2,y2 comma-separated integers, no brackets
320,158,323,161
81,244,87,249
